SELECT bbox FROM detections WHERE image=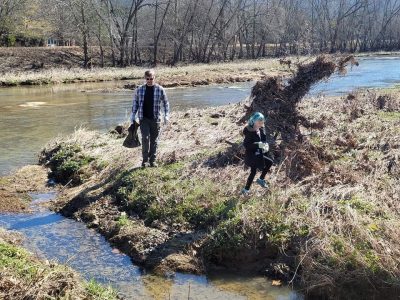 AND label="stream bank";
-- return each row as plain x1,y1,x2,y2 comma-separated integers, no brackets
0,228,119,300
